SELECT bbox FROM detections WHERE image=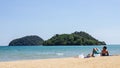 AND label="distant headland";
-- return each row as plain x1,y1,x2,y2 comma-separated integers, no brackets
9,31,106,46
